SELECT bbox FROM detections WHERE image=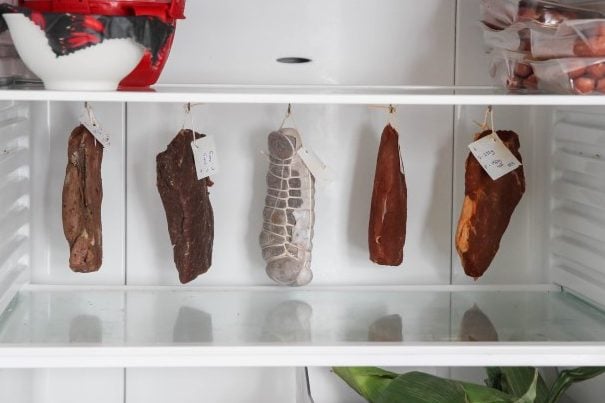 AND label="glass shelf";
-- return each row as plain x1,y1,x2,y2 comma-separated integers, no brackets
0,285,604,368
